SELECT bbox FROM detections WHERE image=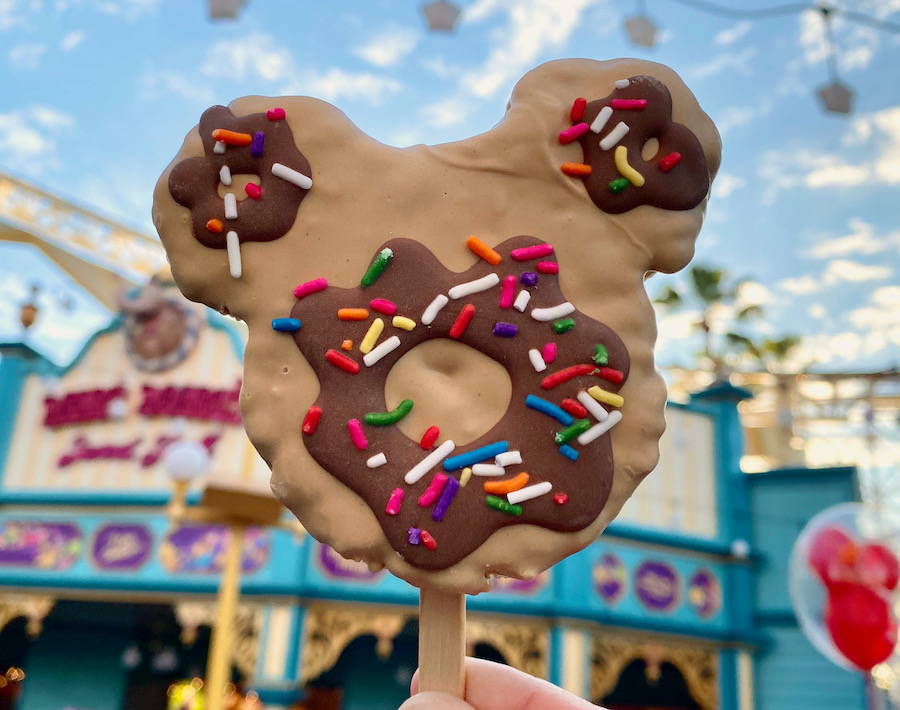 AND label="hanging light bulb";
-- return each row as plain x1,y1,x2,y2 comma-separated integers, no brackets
422,0,462,32
624,0,658,48
815,5,854,114
20,283,40,330
208,0,245,20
